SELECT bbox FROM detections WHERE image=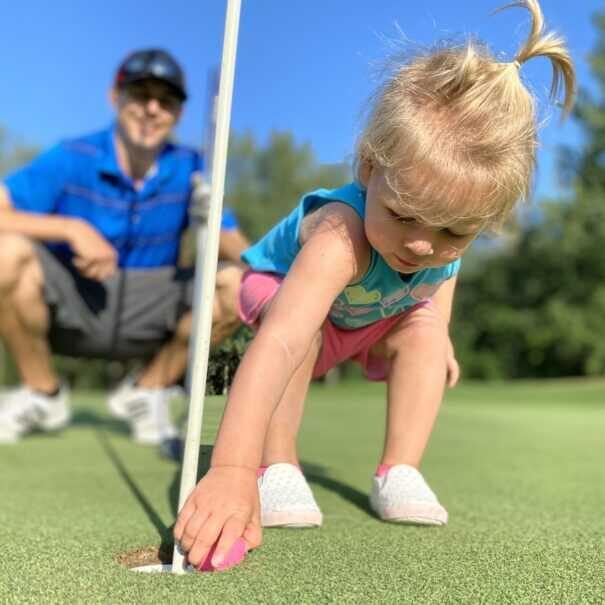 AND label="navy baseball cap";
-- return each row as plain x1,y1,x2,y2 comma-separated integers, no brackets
115,49,188,101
